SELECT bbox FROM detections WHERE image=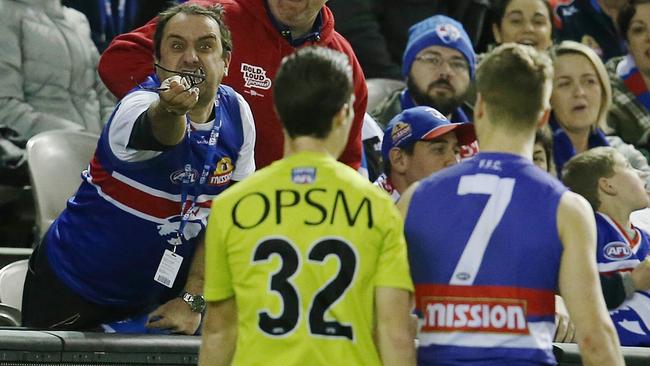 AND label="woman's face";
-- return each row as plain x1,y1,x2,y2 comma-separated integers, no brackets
533,142,549,172
493,0,553,50
551,53,602,133
627,3,650,74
